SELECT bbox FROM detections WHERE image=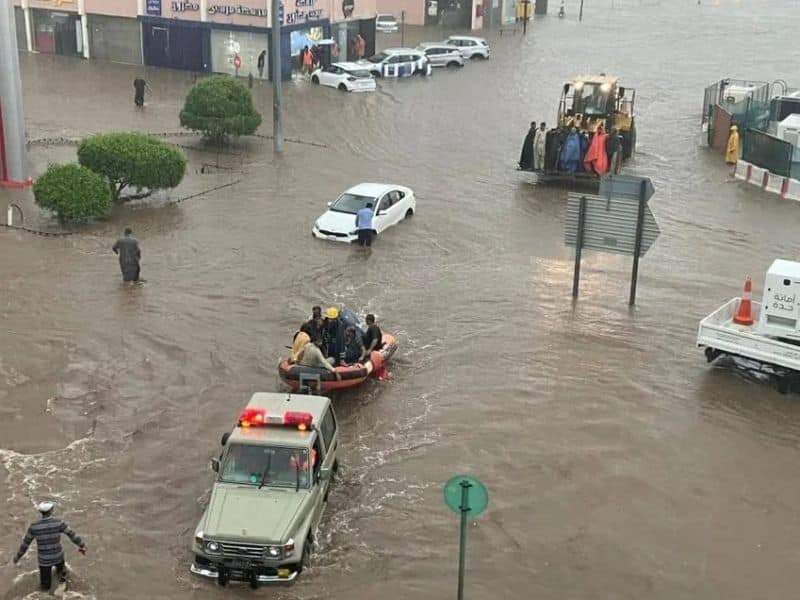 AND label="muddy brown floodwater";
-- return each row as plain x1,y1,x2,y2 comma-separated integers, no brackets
3,1,800,598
